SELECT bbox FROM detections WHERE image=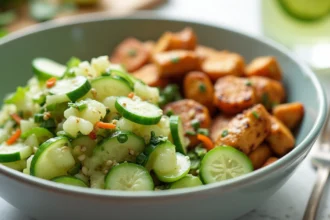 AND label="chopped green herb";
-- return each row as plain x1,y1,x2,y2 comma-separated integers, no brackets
68,101,87,111
191,119,200,131
101,72,111,76
165,110,174,117
194,146,207,158
197,128,209,136
187,151,198,160
136,153,148,165
185,130,196,136
34,113,44,123
117,133,128,143
245,81,252,86
221,130,229,137
40,118,56,129
261,93,270,107
149,131,168,146
170,56,180,64
190,159,200,170
127,49,137,57
252,111,260,119
199,83,206,93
